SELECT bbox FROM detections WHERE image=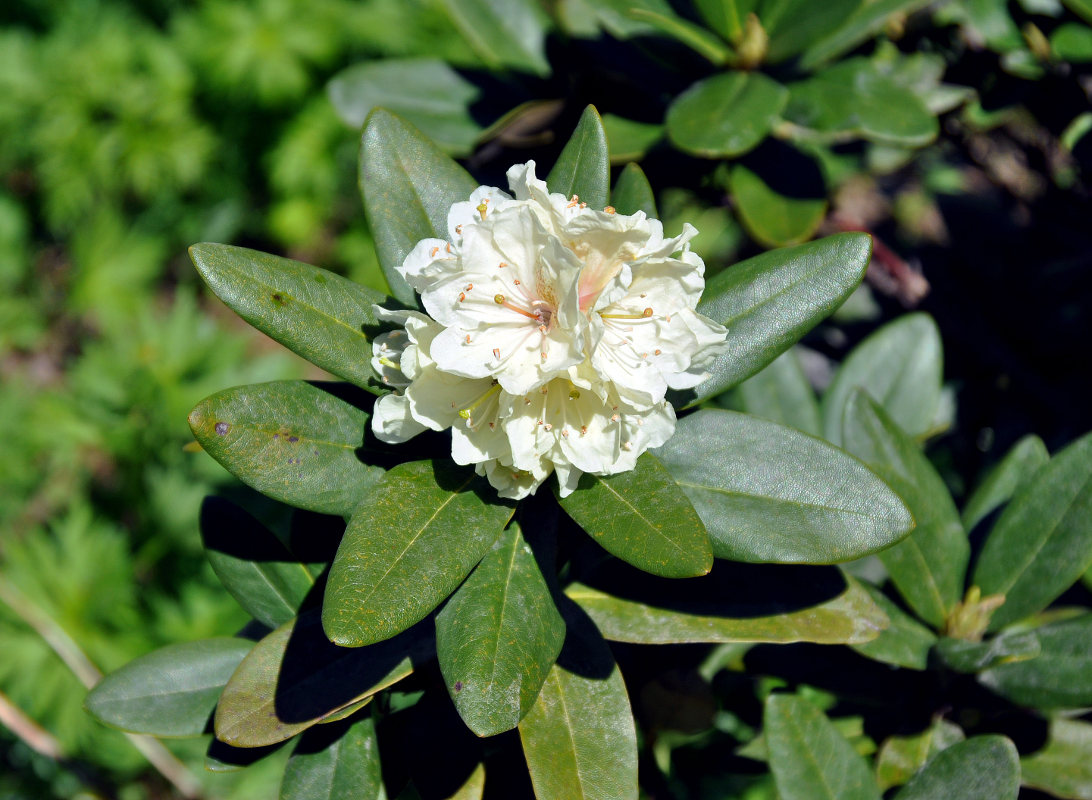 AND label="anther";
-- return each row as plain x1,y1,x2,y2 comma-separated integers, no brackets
430,246,439,258
540,386,548,394
498,261,507,268
465,334,471,344
654,349,662,355
622,441,633,451
455,224,463,234
580,425,588,436
605,206,616,214
492,348,500,359
458,292,466,302
561,429,569,437
465,283,473,291
494,294,505,304
610,413,620,422
476,199,489,219
544,423,553,432
513,278,521,285
540,352,547,361
568,389,580,400
643,307,653,317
